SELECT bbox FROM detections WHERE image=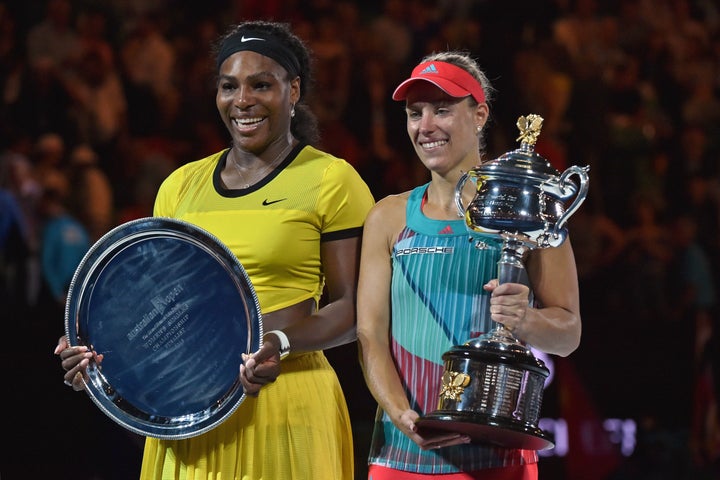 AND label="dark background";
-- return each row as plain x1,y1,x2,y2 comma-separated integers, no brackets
2,0,719,478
